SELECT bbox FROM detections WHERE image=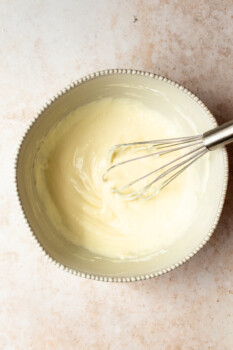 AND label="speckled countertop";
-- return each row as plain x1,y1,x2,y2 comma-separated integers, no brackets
1,1,233,349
